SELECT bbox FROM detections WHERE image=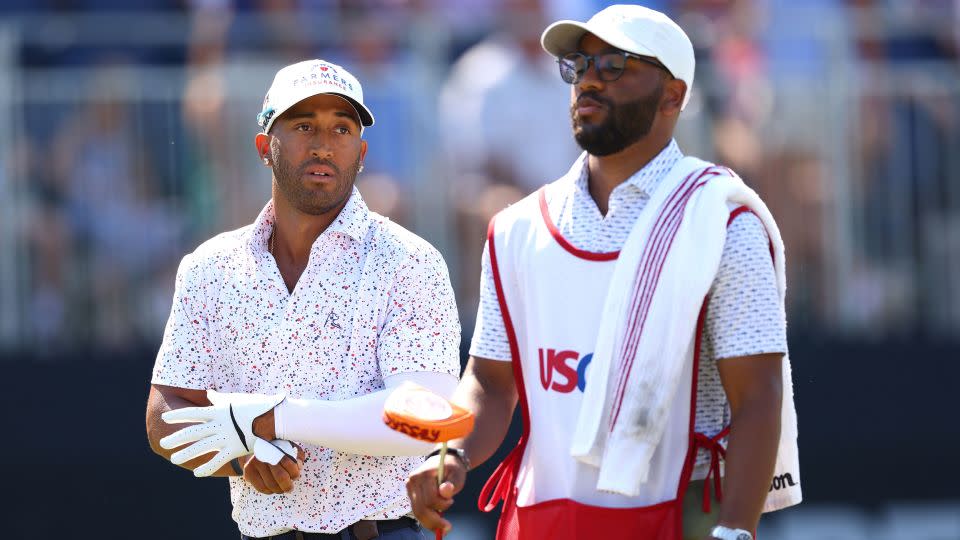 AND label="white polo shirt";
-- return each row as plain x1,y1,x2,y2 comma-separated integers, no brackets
152,188,461,536
470,140,788,480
